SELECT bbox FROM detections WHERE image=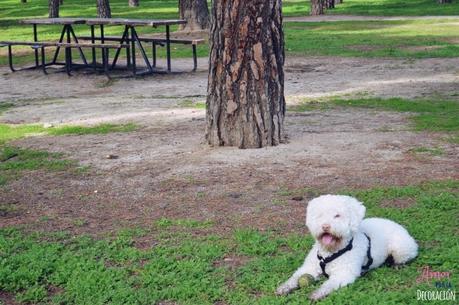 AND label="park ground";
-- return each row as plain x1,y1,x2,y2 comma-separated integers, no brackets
0,1,459,305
